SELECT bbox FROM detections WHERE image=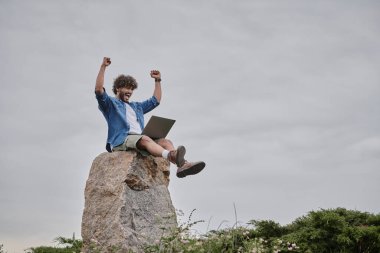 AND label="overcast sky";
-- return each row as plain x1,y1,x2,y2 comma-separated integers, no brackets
1,0,379,252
